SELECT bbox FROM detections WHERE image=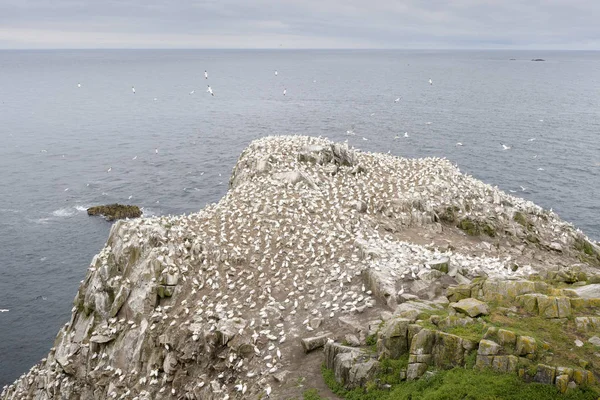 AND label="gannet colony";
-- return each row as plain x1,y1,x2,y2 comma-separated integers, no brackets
2,136,599,399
